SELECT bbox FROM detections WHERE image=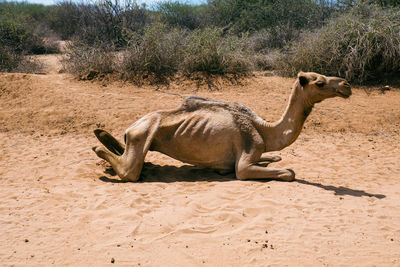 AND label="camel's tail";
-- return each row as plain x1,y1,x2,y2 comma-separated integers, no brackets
94,129,125,156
